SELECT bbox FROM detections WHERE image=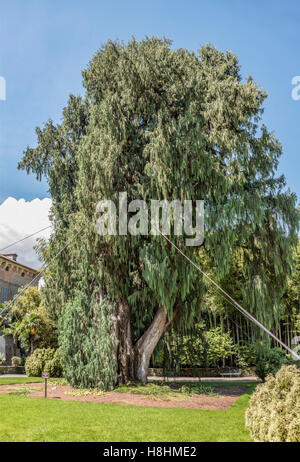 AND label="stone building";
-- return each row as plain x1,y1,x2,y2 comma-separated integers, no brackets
0,254,39,365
